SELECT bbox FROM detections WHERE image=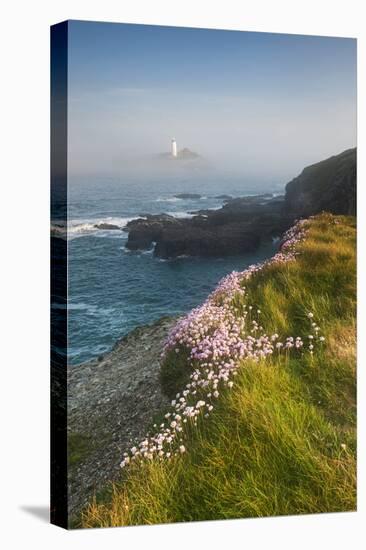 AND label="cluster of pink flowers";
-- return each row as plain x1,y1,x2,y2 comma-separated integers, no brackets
120,219,324,469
